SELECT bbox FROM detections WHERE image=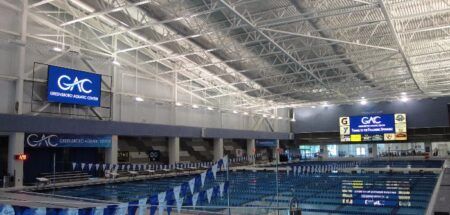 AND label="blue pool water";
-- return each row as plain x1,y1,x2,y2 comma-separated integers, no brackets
37,171,438,215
